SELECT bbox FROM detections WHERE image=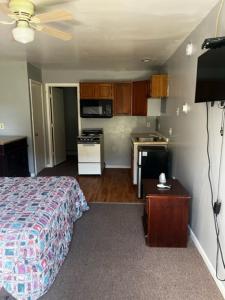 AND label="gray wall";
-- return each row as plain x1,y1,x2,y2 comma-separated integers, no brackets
81,116,156,167
159,3,225,293
27,63,42,82
63,87,78,156
0,61,34,174
42,69,158,83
